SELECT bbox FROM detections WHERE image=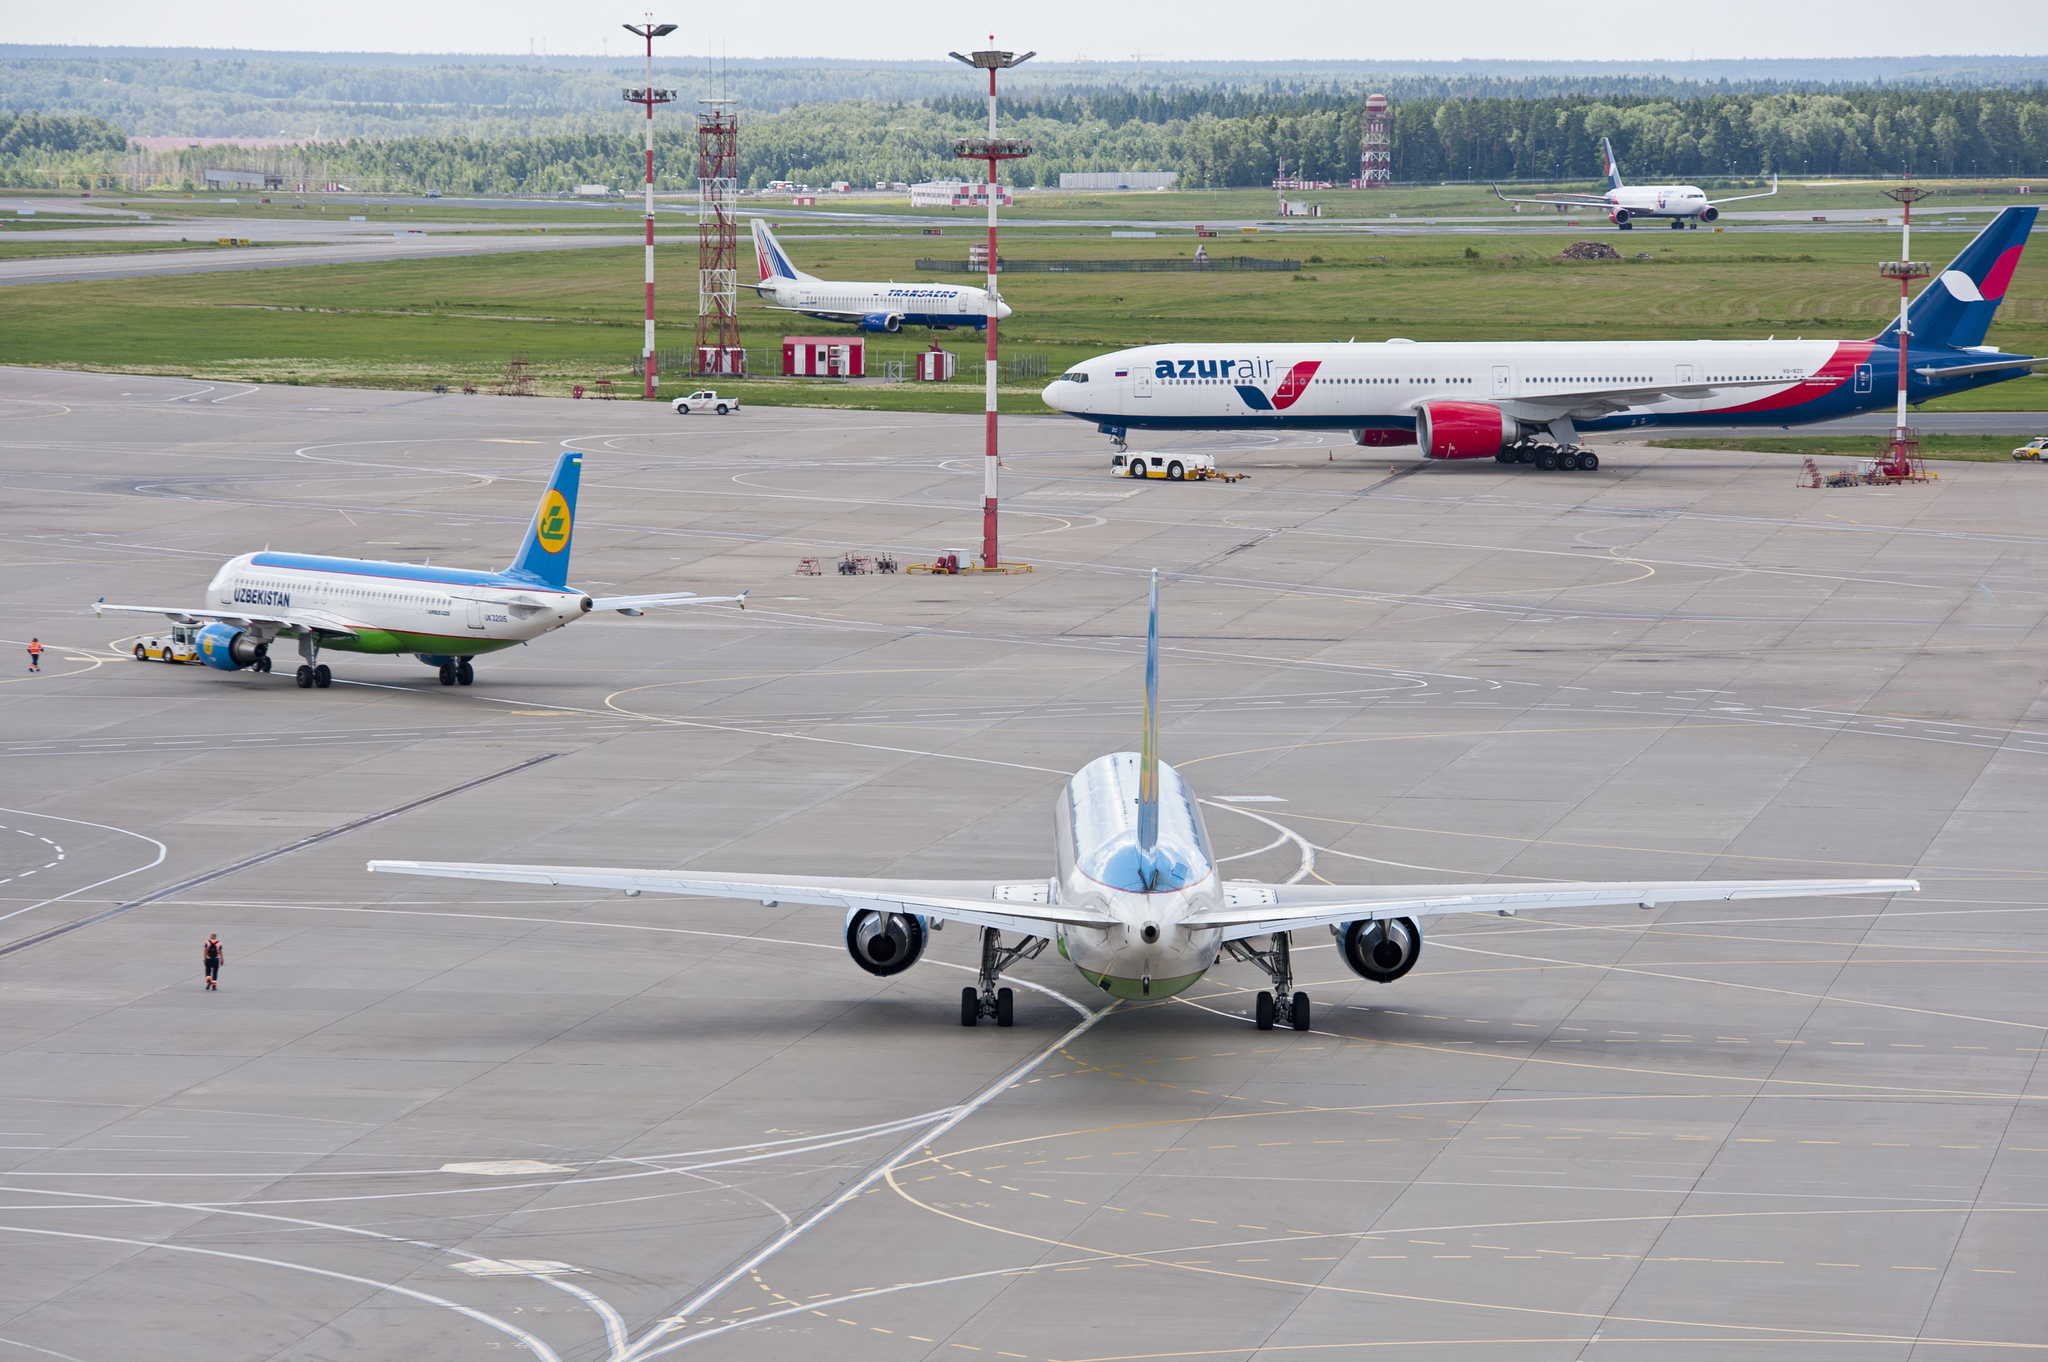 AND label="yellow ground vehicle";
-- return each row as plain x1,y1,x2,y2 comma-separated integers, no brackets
1115,451,1246,482
2013,437,2048,461
134,624,201,663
